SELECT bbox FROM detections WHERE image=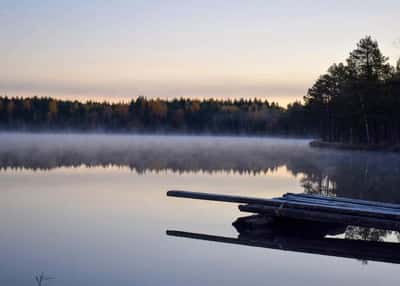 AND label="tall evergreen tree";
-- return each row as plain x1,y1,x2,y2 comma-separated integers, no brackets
305,36,400,145
347,36,392,80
